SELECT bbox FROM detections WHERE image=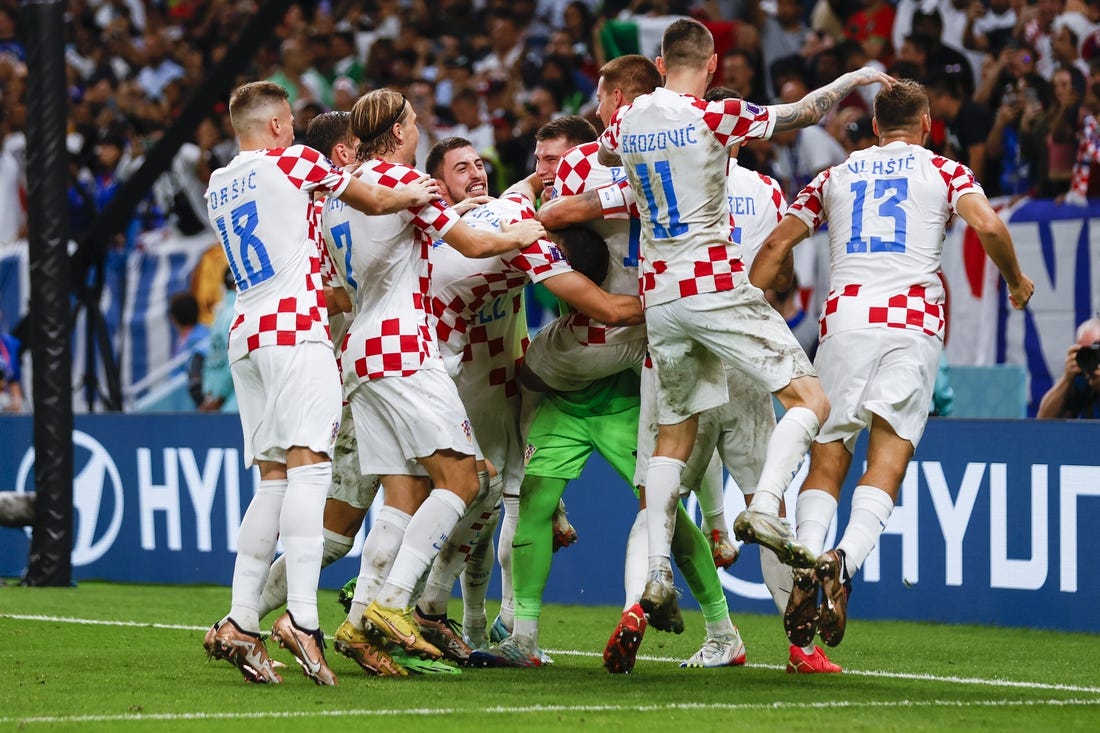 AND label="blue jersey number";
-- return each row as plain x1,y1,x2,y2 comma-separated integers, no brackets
847,178,908,253
215,200,273,291
623,216,641,268
328,220,358,294
634,161,688,240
